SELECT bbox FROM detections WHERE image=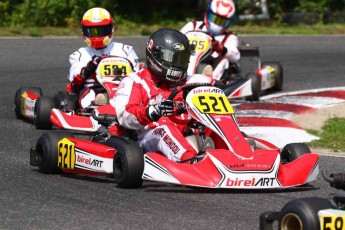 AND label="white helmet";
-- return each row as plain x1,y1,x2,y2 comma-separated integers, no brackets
204,0,236,35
